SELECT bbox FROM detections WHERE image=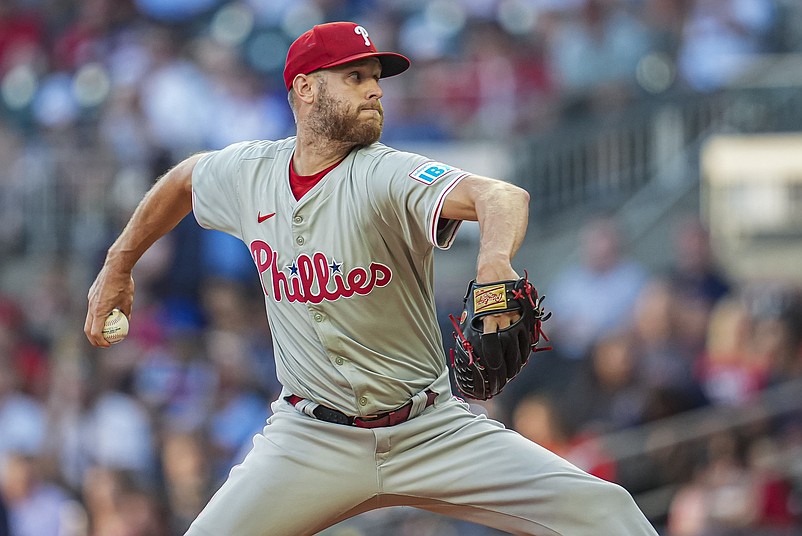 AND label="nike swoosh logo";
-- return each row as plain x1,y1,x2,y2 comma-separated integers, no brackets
257,212,276,223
